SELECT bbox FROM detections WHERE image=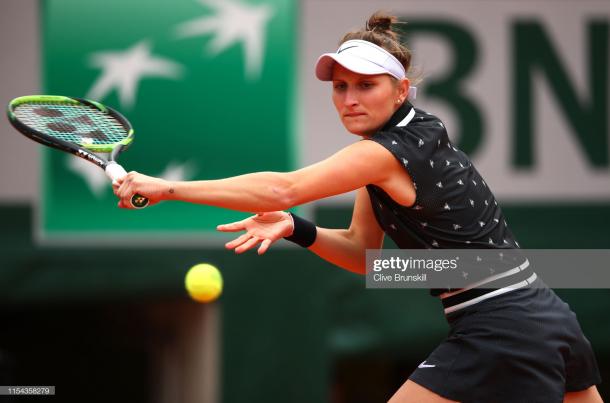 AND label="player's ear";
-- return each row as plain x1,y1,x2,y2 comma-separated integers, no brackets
400,78,410,100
